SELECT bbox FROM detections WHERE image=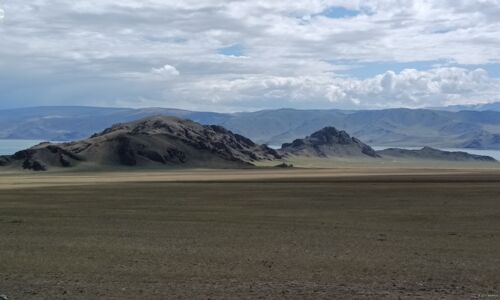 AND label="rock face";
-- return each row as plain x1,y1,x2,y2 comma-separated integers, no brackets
377,146,497,162
280,127,380,158
0,116,281,171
